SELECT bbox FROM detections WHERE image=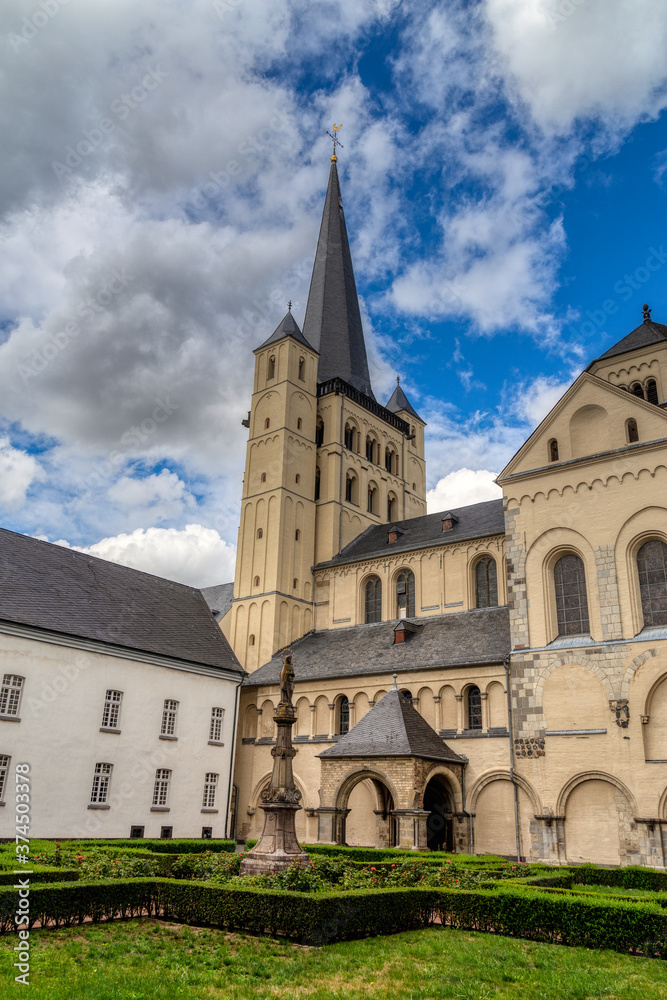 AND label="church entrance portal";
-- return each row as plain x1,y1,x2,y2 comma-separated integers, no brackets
423,775,453,852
